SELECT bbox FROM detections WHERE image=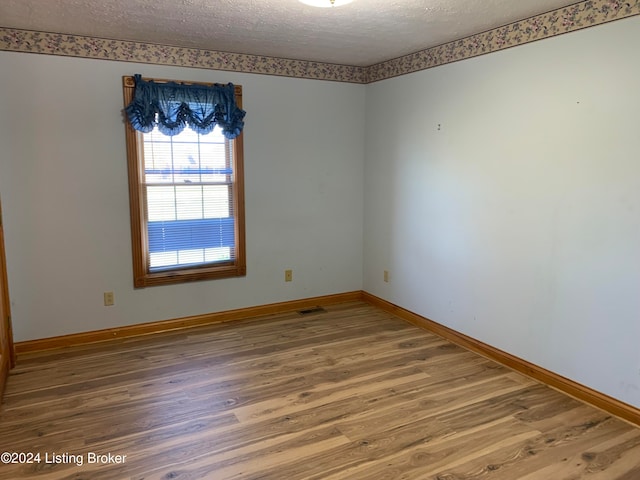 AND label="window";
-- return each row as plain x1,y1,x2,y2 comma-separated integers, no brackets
123,76,246,287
